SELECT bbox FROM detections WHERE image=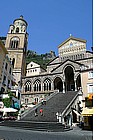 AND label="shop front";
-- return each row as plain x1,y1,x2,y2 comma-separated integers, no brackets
81,108,93,130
